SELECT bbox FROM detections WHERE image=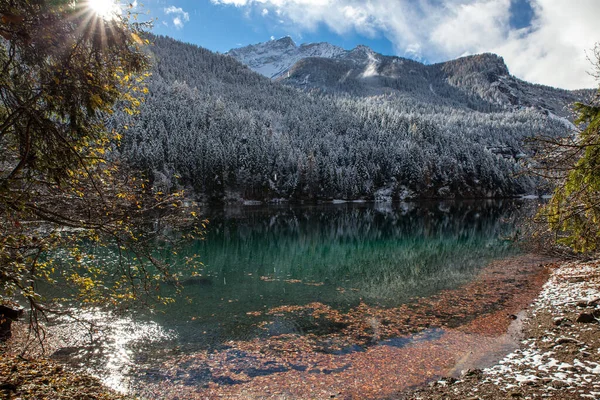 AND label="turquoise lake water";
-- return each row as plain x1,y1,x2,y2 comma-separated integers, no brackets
146,200,529,349
47,199,538,391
